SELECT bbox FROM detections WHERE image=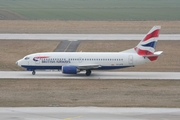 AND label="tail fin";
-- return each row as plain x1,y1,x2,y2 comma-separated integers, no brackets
122,26,163,61
134,26,163,61
134,26,161,55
